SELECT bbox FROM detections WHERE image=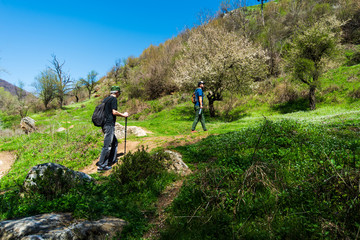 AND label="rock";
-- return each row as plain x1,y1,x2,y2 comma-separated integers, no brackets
0,213,127,240
127,126,147,137
56,127,66,132
23,163,93,194
114,122,147,139
164,150,192,176
20,117,37,134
